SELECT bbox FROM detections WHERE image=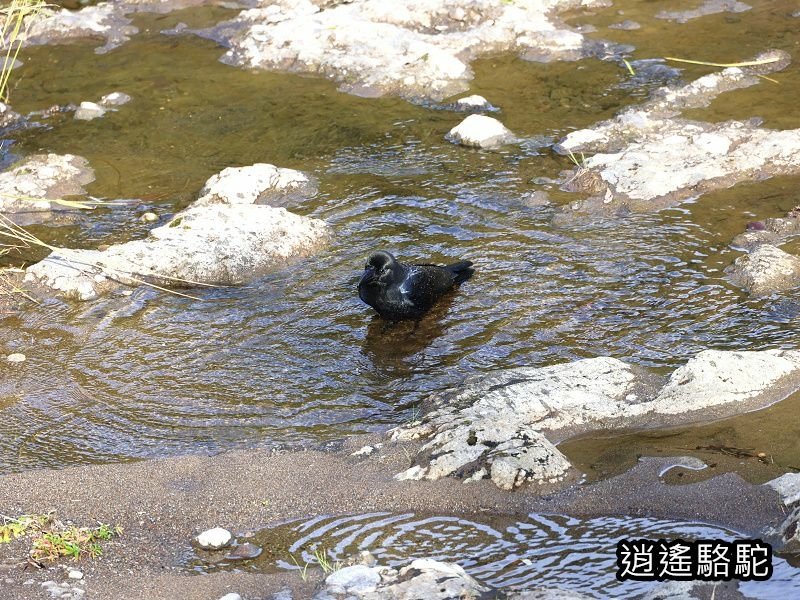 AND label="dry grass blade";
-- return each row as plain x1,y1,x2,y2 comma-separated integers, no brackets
0,0,51,103
664,56,781,68
0,214,221,300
